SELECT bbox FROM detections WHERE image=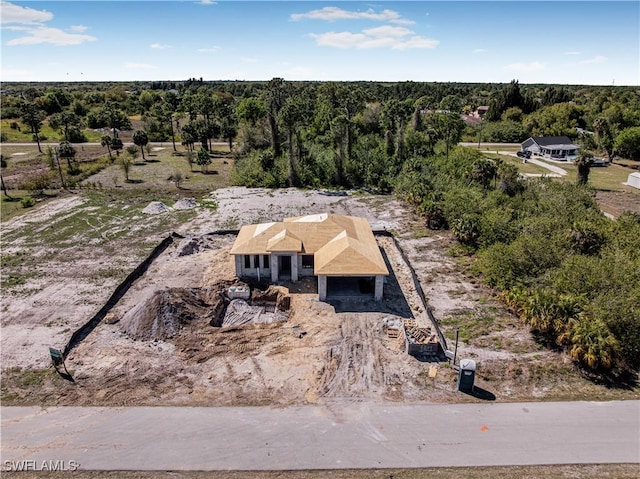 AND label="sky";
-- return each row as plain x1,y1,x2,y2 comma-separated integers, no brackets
1,1,638,85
